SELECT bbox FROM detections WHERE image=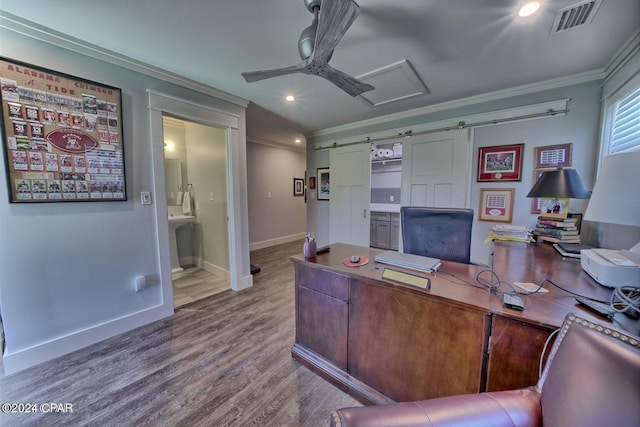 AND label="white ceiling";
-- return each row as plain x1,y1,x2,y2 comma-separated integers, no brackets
1,0,639,150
